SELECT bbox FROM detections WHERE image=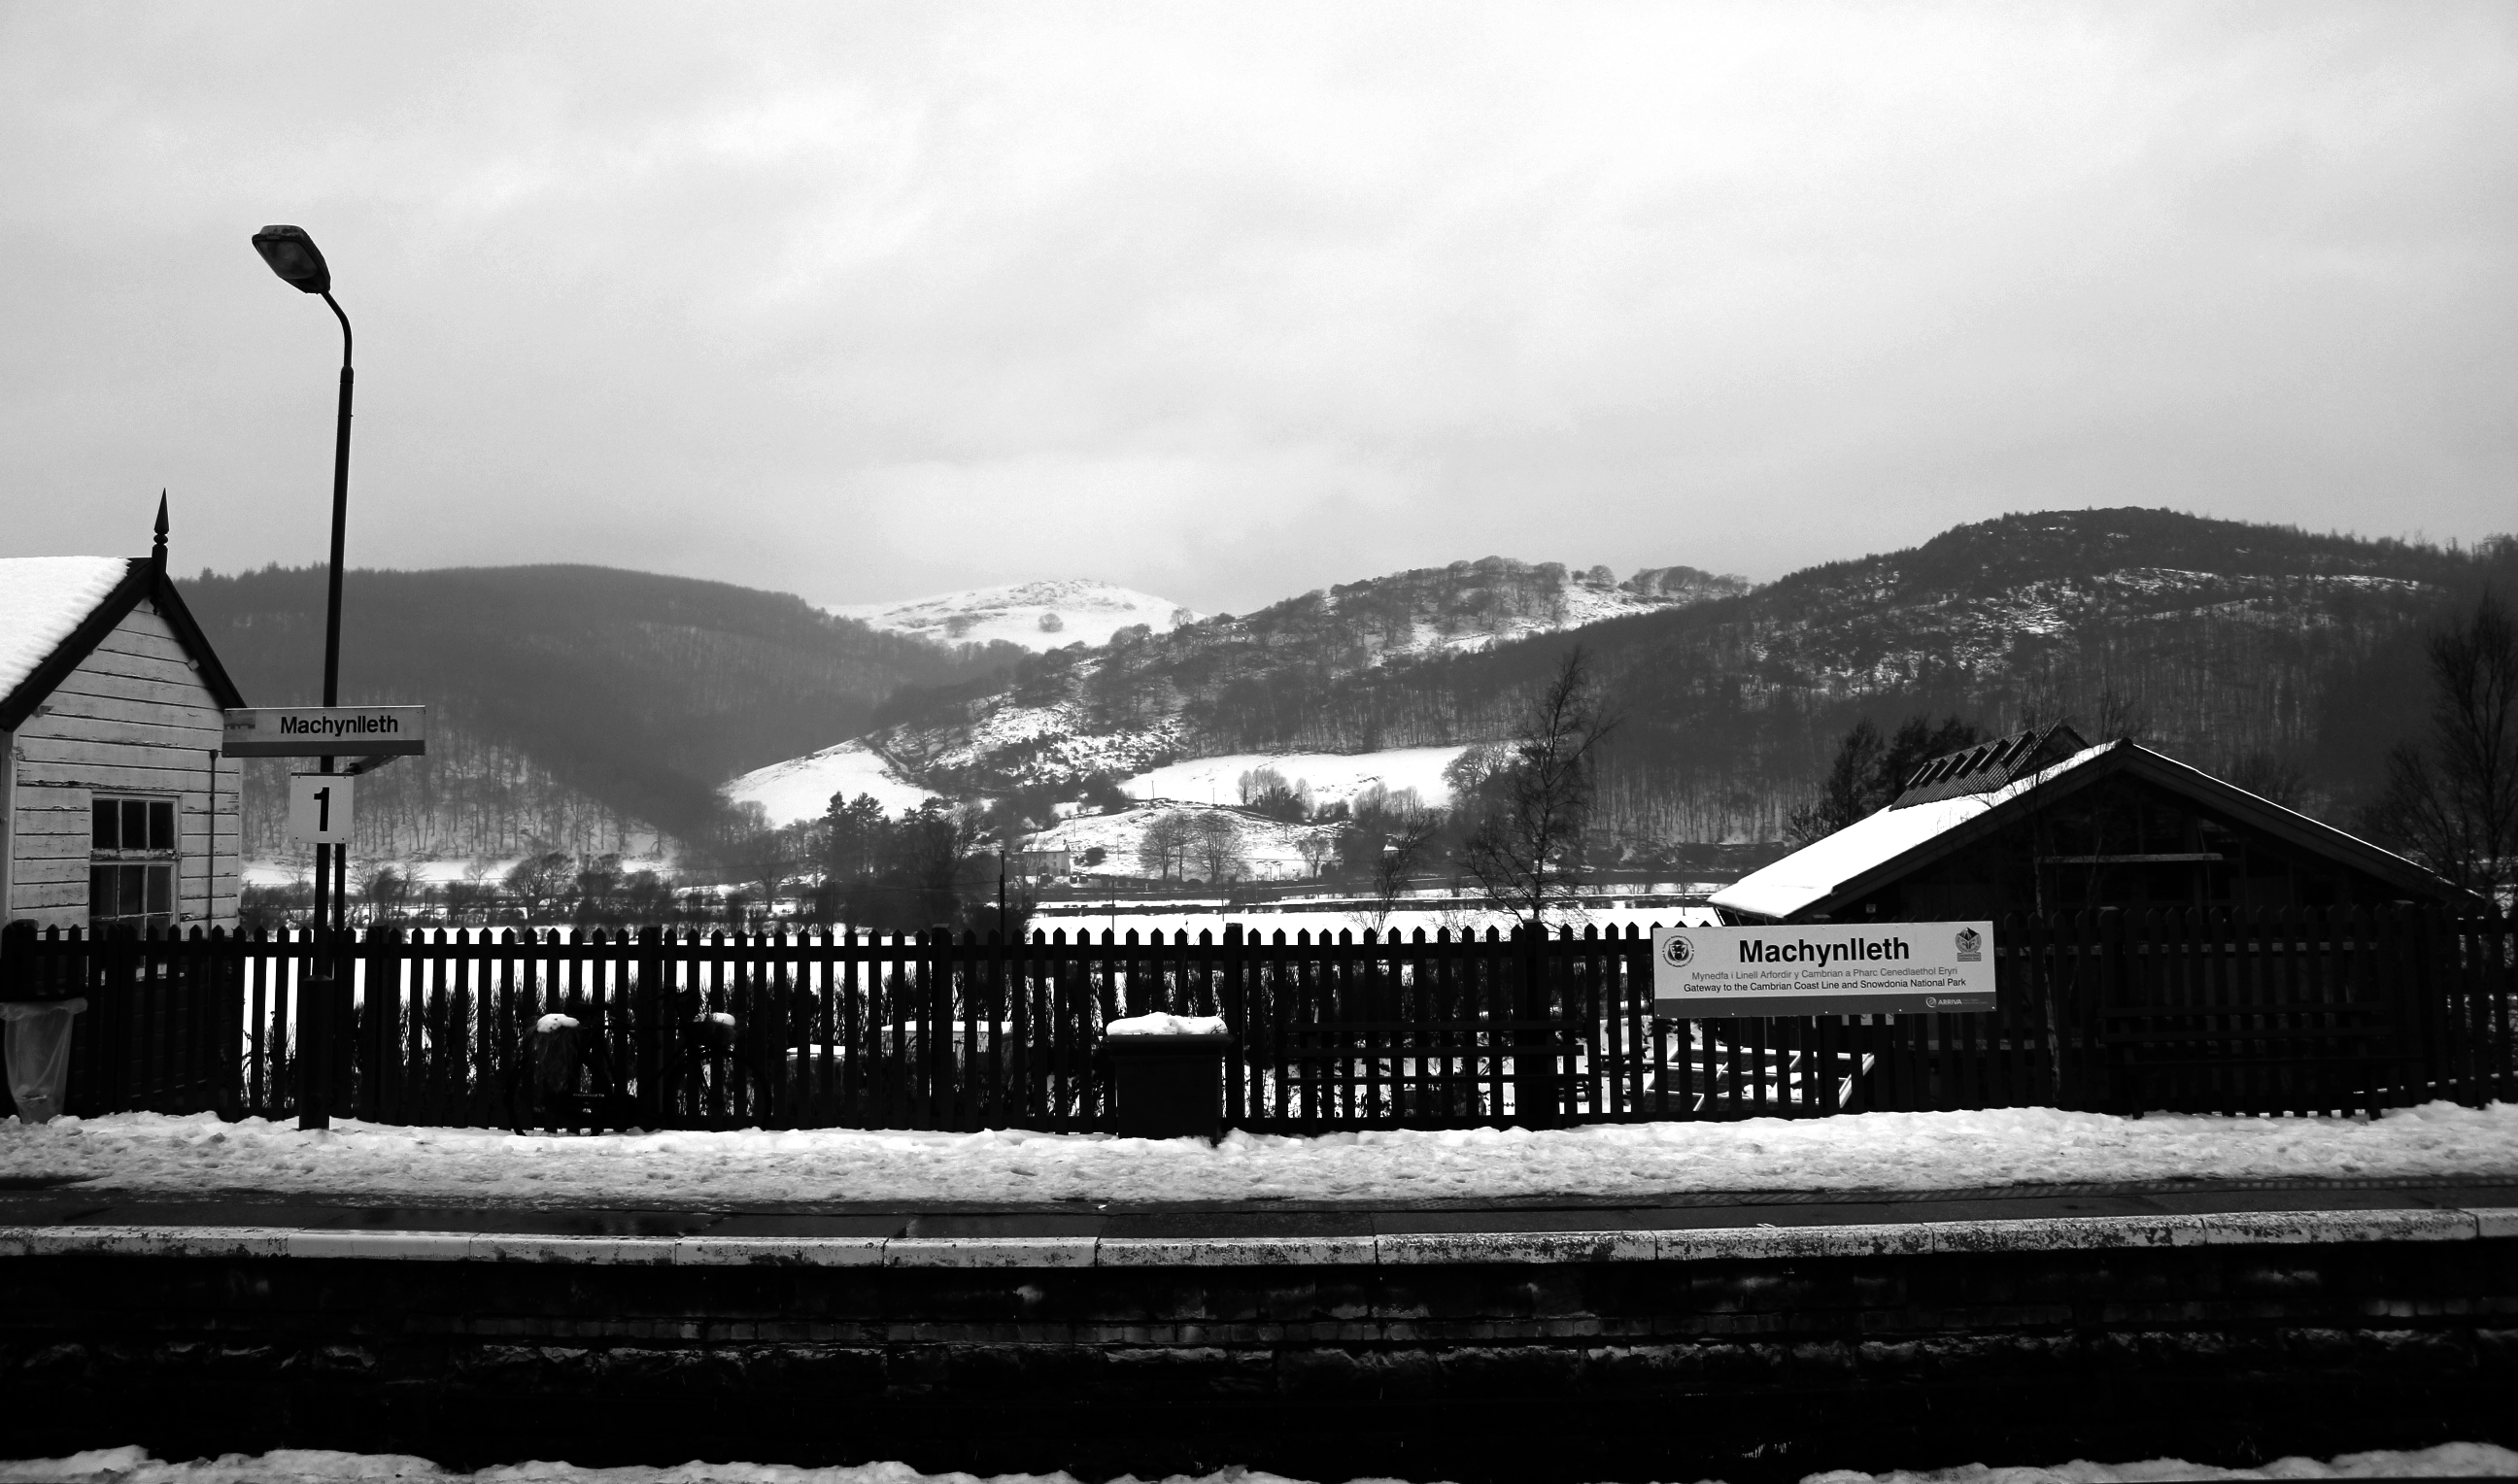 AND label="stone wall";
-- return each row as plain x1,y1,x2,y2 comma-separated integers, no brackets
1,1222,2512,1480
